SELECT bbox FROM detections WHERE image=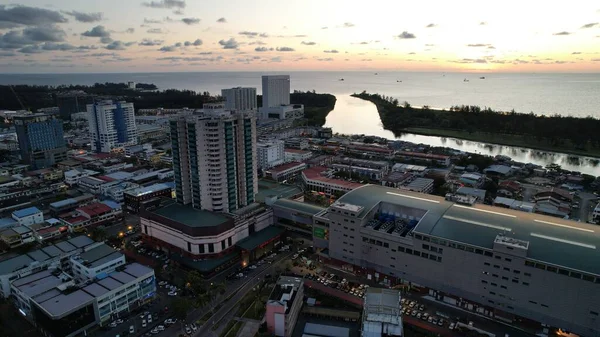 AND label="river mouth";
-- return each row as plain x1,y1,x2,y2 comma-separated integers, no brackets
323,95,600,175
